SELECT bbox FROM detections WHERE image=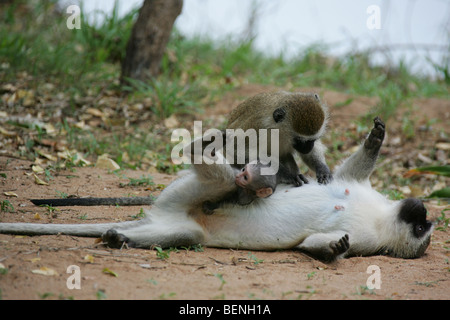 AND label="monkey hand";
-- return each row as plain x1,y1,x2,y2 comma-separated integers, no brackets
316,164,333,185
